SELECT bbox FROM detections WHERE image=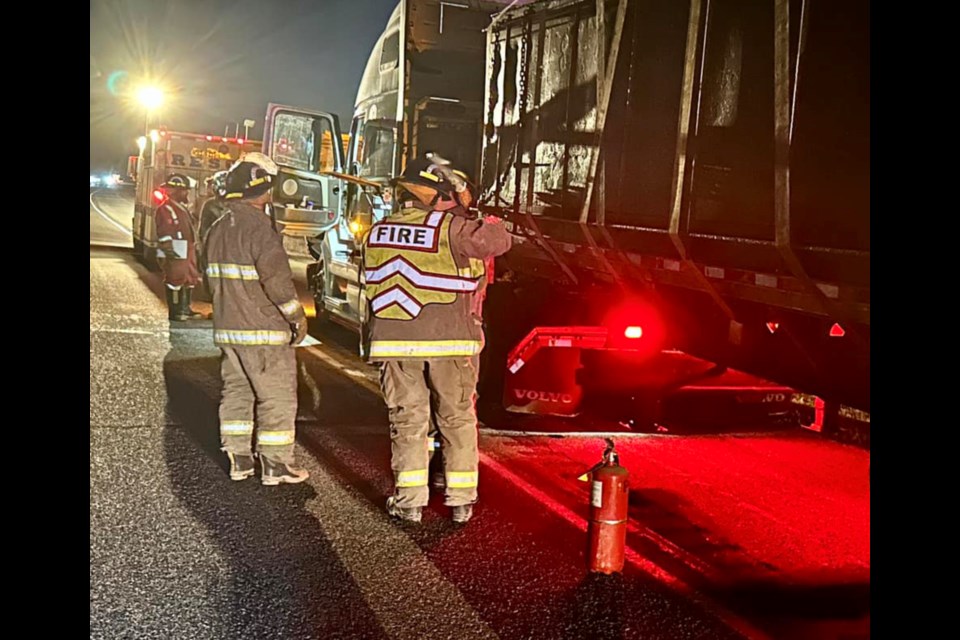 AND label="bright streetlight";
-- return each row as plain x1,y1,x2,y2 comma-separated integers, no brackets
137,86,164,110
